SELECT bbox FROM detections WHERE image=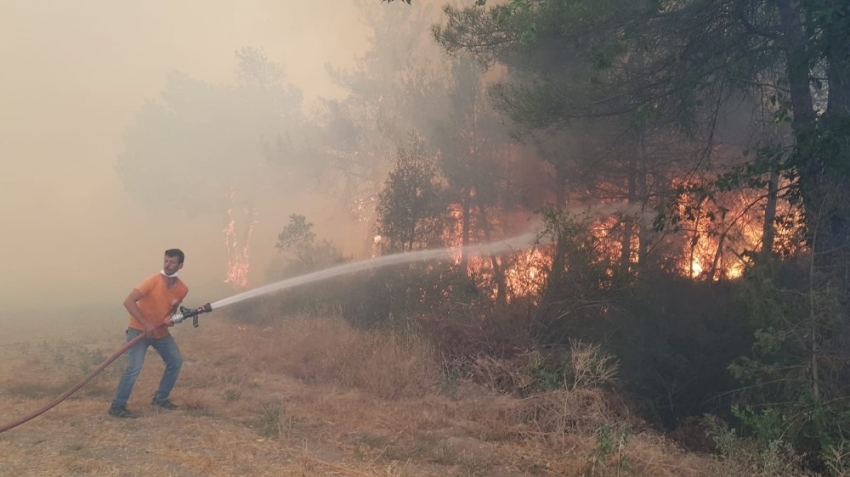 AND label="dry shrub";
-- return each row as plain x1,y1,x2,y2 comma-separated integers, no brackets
567,340,619,390
180,390,212,413
253,316,441,399
613,432,711,477
418,311,533,364
1,341,118,400
668,416,718,453
503,388,627,437
466,340,620,396
467,354,536,394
